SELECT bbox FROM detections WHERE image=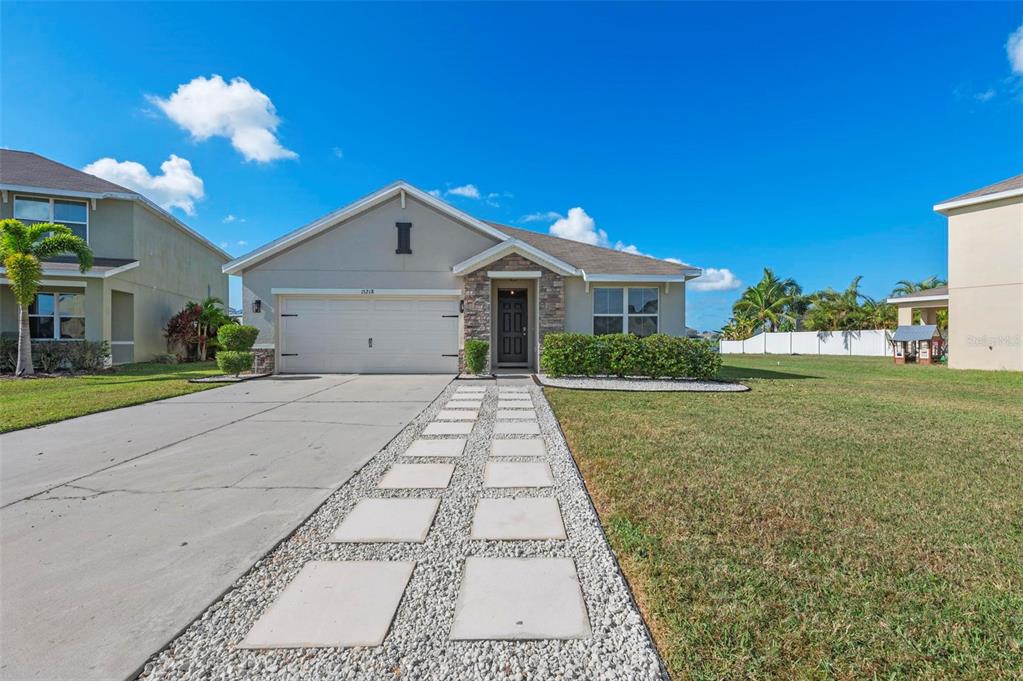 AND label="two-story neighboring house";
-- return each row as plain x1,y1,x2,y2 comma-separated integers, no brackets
0,150,230,364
